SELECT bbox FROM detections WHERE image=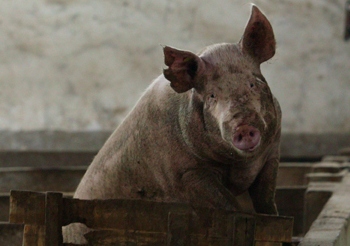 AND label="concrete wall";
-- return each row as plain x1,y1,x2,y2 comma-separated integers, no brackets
0,0,349,133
